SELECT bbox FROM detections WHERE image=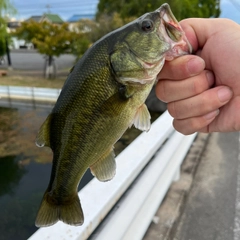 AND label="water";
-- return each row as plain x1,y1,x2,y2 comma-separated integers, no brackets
0,105,161,240
0,106,94,240
0,157,50,240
